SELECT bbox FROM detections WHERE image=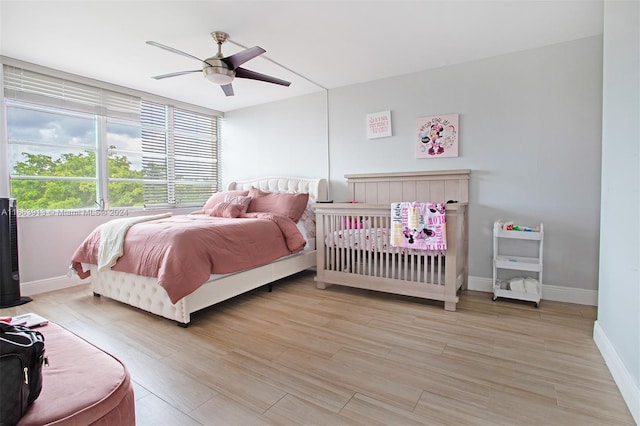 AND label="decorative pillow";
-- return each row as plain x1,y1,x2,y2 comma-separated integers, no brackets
223,194,251,213
210,202,244,218
299,200,316,238
201,190,249,212
247,187,309,222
